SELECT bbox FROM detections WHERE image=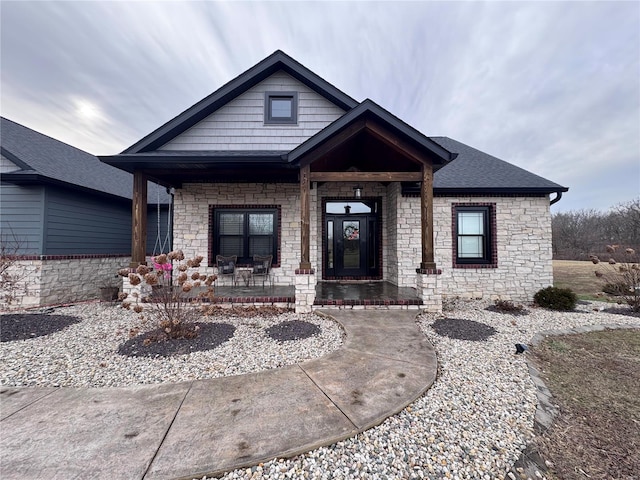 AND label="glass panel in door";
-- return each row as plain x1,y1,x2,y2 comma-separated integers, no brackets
342,220,360,269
